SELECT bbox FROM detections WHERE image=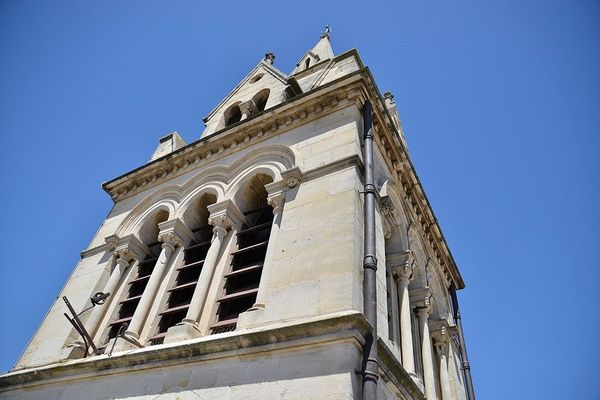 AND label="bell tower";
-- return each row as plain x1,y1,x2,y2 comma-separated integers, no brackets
0,29,474,400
